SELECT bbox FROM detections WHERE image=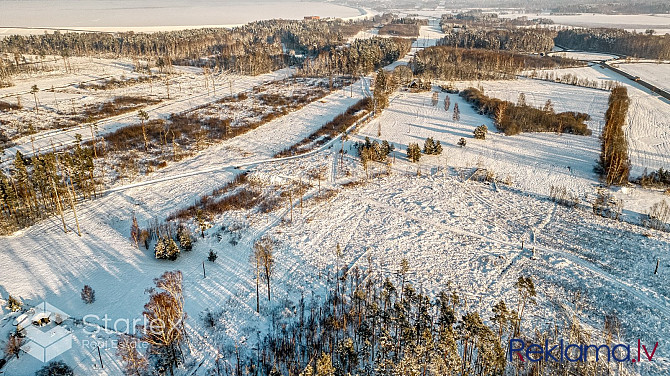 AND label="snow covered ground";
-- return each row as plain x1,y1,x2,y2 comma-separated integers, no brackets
0,55,292,168
615,62,670,92
2,16,670,375
0,0,364,32
549,51,620,61
510,65,670,180
498,12,670,34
